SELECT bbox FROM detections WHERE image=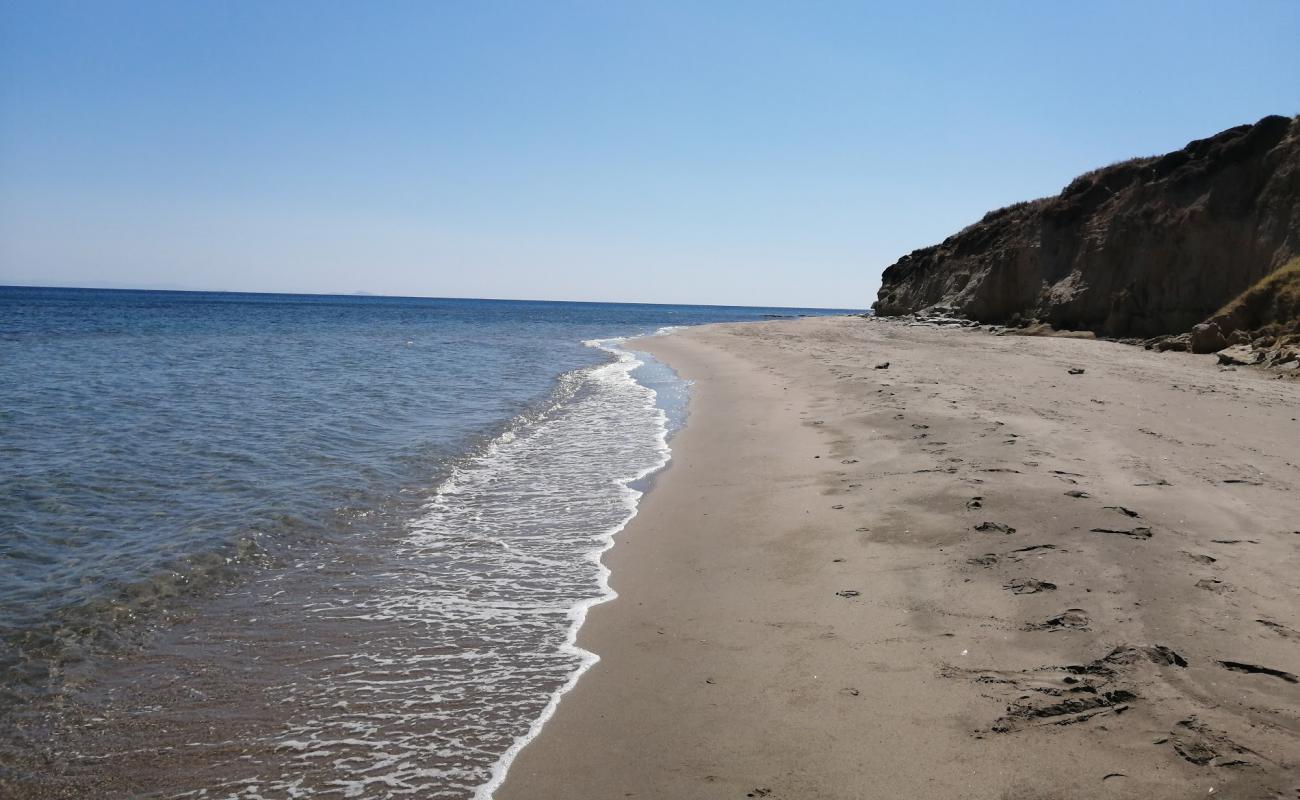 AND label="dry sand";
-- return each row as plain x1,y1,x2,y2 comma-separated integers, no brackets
497,316,1300,800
